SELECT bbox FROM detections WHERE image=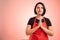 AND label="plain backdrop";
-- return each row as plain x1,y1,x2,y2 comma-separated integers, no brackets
0,0,60,40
